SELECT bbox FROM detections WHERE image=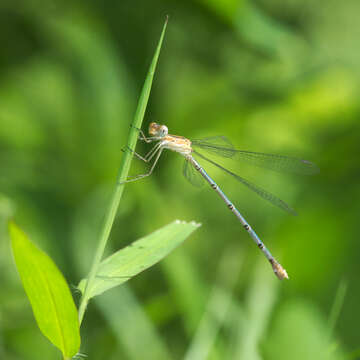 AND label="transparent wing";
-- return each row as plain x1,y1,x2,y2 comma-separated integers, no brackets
193,151,297,215
183,158,204,187
192,136,236,158
233,150,319,175
192,138,319,175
